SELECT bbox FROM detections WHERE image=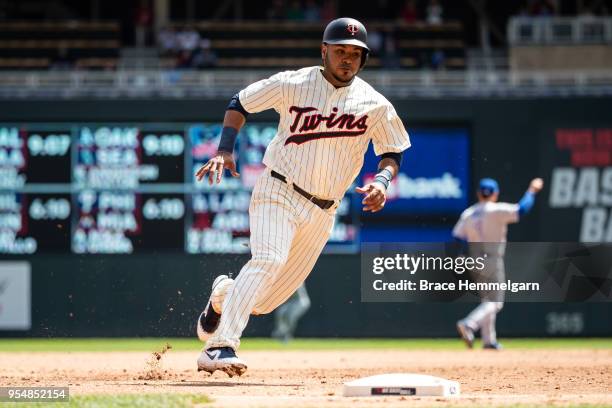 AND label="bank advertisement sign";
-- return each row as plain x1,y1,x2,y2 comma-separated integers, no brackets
361,128,470,215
